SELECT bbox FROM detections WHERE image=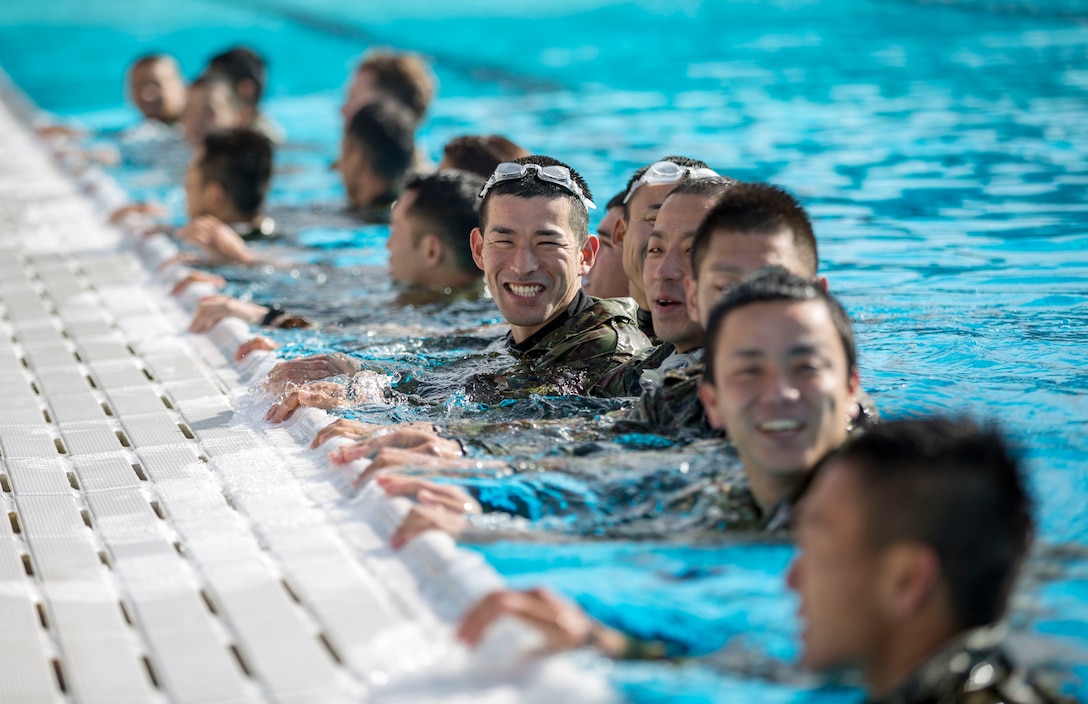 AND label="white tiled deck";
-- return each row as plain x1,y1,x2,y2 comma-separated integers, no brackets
0,78,611,703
